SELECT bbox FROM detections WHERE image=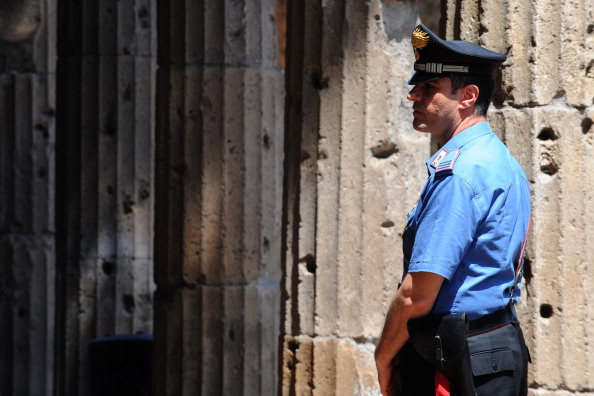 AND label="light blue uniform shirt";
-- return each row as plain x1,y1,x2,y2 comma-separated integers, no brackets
403,122,531,320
